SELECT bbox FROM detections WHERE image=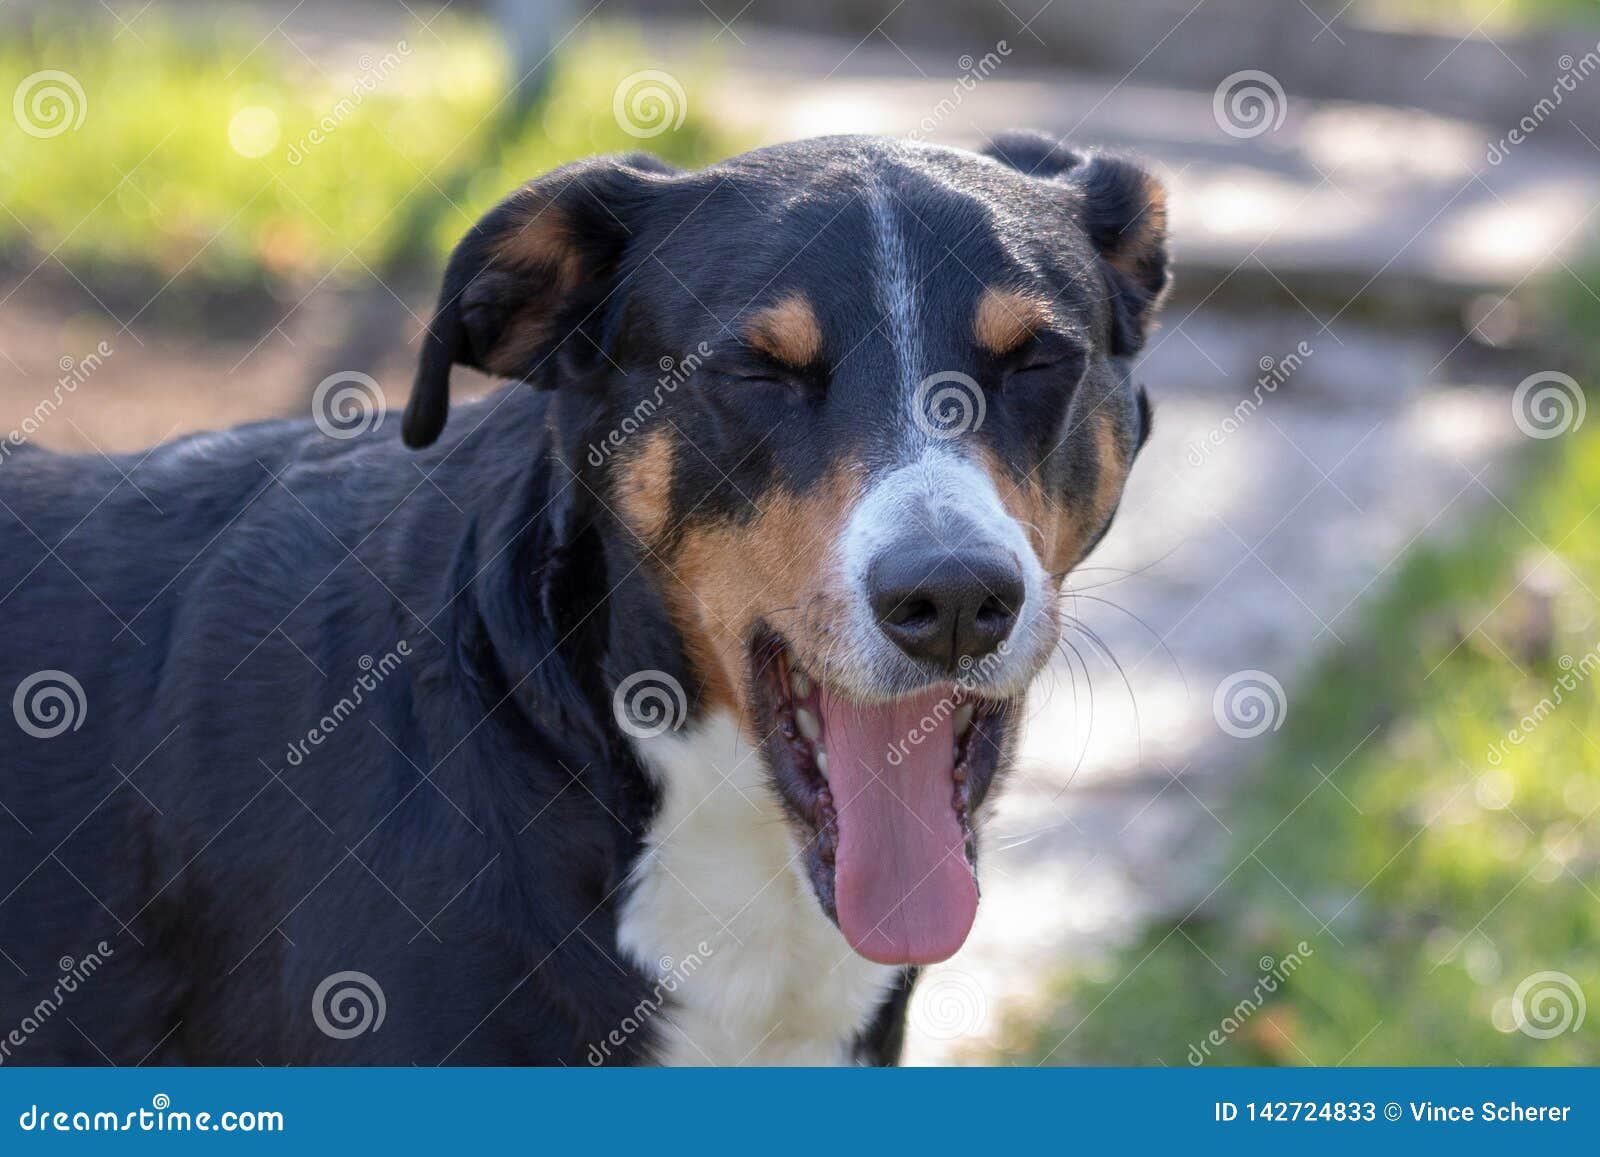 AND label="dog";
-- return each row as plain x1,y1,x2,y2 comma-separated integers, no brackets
0,131,1166,1066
